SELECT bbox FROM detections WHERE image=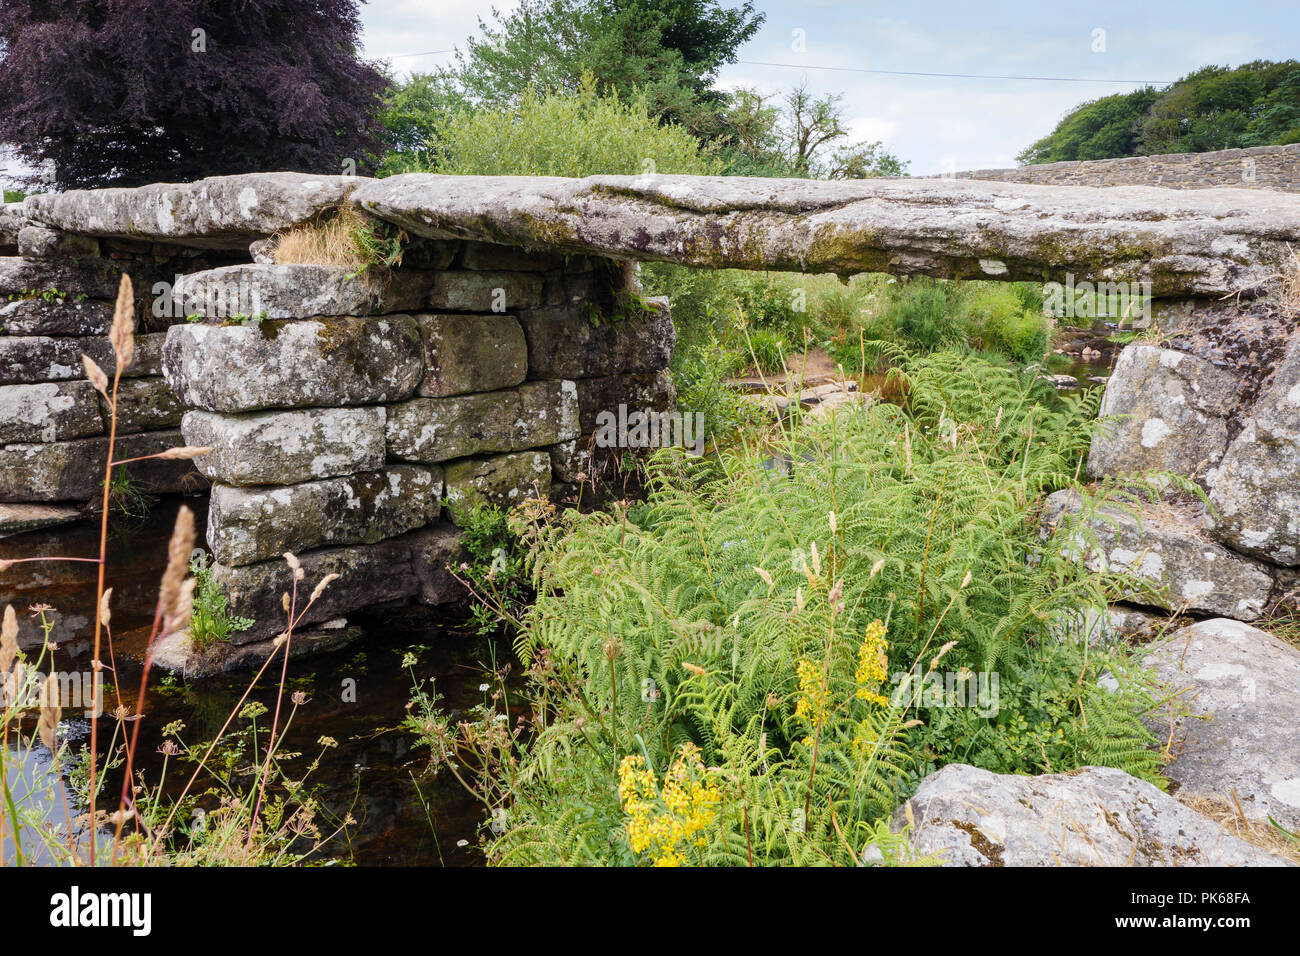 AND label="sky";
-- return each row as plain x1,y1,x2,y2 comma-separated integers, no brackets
356,0,1300,175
